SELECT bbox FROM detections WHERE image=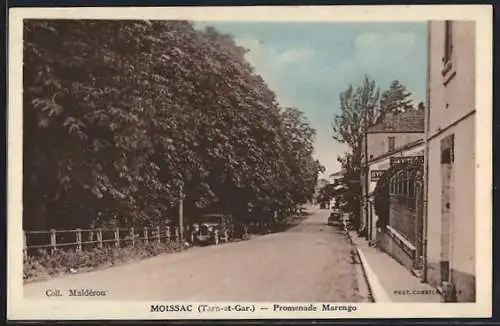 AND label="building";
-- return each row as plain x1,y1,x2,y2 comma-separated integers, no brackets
424,20,476,302
329,170,344,184
329,170,345,208
360,109,425,247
